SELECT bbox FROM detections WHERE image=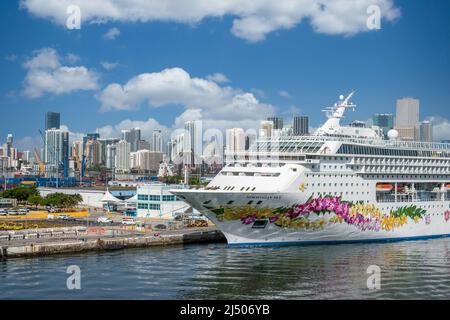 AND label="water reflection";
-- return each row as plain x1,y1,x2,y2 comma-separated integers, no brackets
1,238,450,299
